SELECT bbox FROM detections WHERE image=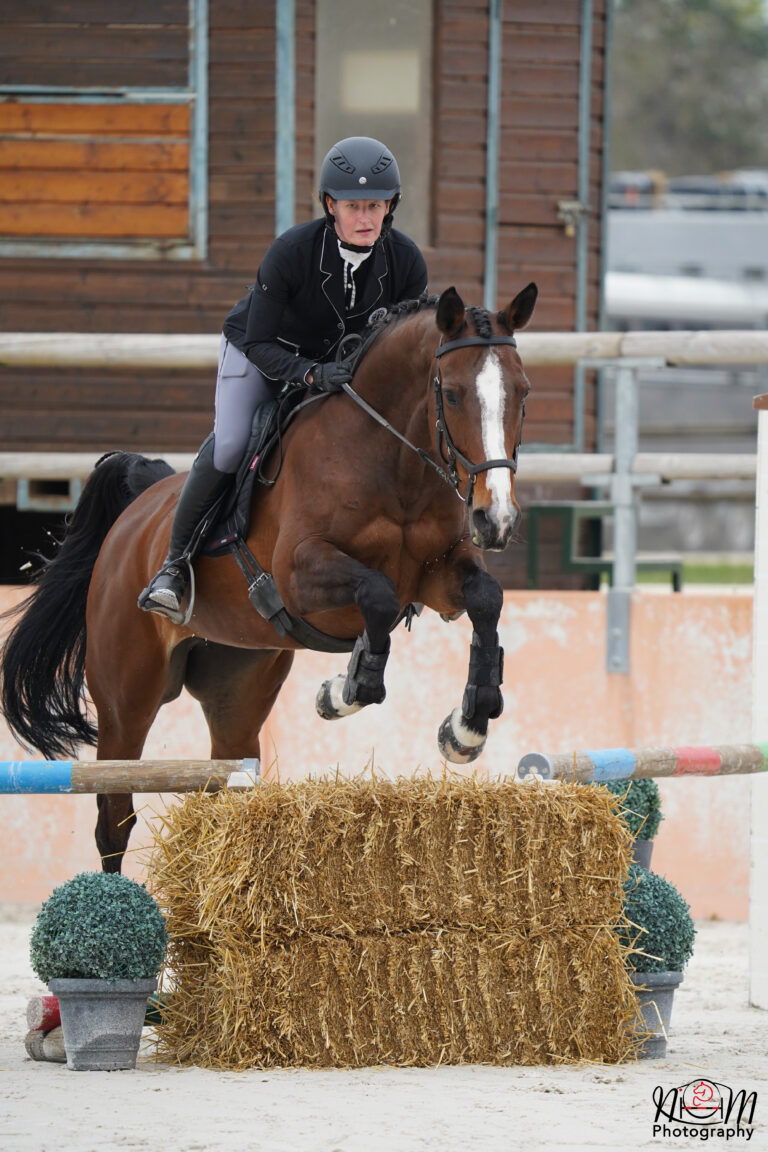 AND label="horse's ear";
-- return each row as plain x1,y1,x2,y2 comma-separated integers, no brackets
499,282,538,333
436,286,466,338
